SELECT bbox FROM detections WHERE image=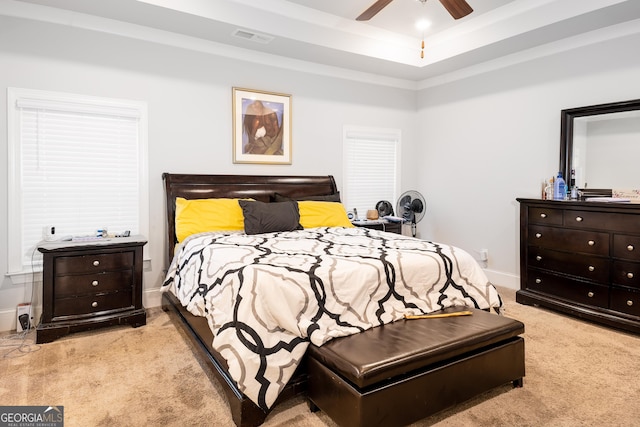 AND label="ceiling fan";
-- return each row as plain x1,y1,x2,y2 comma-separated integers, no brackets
357,0,473,21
